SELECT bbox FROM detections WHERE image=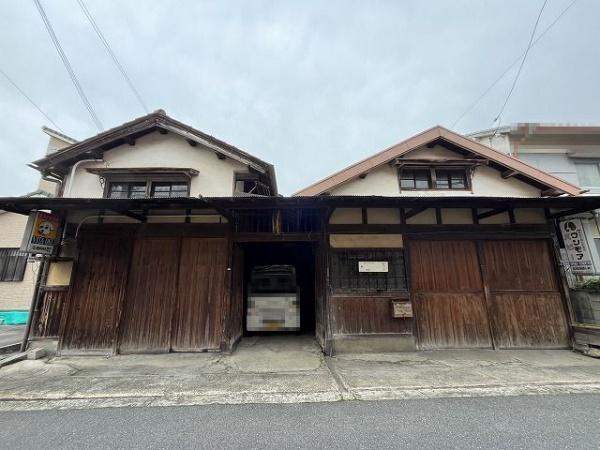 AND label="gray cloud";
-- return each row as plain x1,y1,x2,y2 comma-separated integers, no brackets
0,0,597,195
